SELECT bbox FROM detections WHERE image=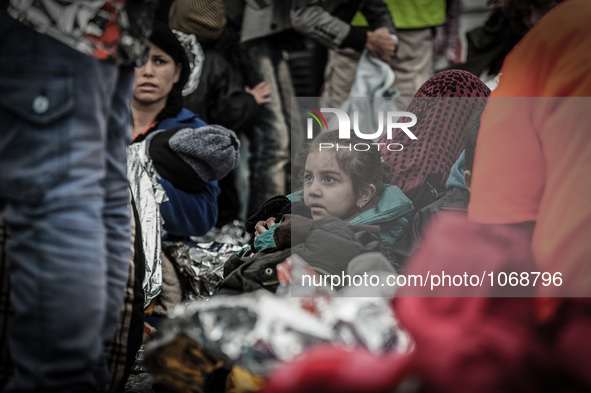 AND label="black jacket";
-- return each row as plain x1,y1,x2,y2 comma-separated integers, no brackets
411,186,470,248
216,216,382,295
183,45,260,136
